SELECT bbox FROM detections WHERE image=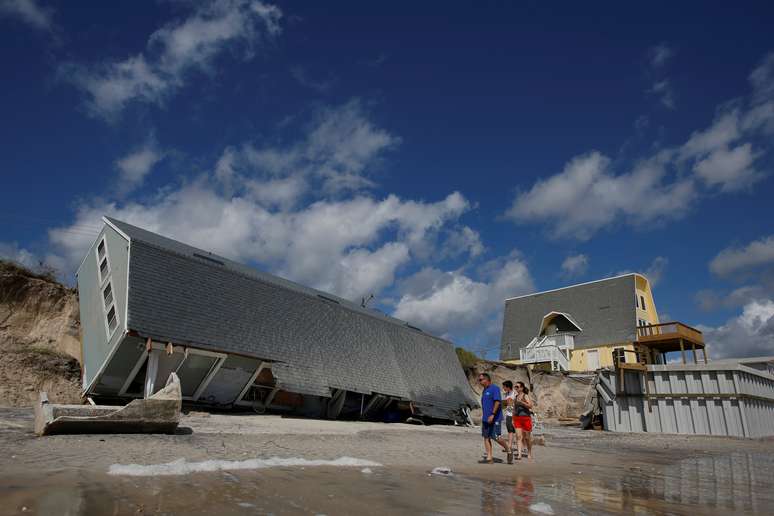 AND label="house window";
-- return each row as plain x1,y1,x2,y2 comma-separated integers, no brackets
614,347,626,363
635,294,640,308
99,256,110,283
102,282,113,309
97,239,106,261
640,296,646,311
106,305,118,335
